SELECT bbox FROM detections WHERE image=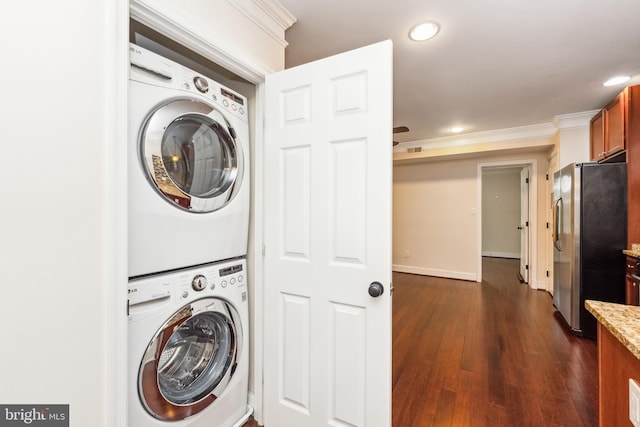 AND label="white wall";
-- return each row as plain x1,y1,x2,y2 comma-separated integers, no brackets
555,116,593,169
0,1,128,425
393,149,550,287
0,1,289,425
482,168,521,258
393,158,478,280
